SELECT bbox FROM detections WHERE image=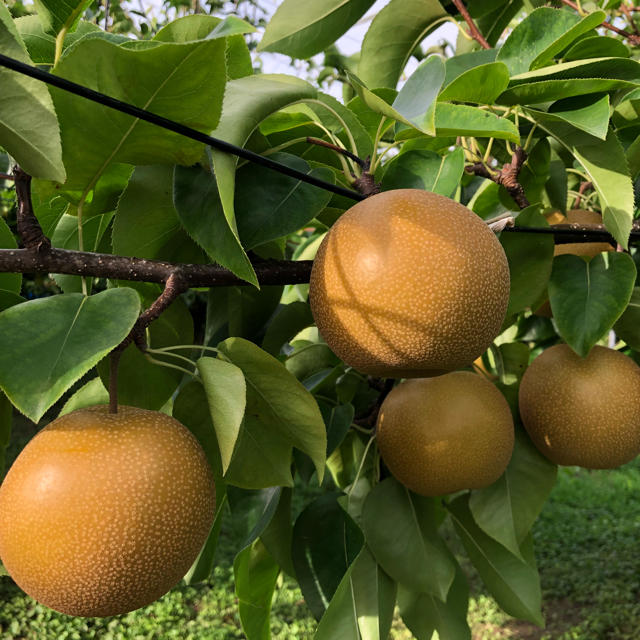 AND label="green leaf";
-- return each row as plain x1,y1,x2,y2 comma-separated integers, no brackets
499,77,639,106
174,381,227,585
210,74,317,267
525,94,610,140
382,147,464,196
316,547,397,640
509,56,640,84
439,62,510,105
549,252,636,357
349,60,444,137
500,206,554,316
59,377,109,417
234,152,333,249
322,402,355,456
518,137,550,206
469,429,557,559
218,337,327,486
51,37,226,191
0,289,140,422
476,0,523,48
33,0,92,35
234,540,280,640
292,493,364,619
398,563,470,640
258,0,375,58
448,494,543,626
0,391,12,477
496,8,603,76
362,478,455,601
0,5,65,182
113,165,205,264
443,49,498,87
261,302,314,356
0,217,20,296
260,487,295,577
358,0,447,90
197,357,246,474
152,14,254,80
433,103,520,142
15,16,100,64
564,35,630,61
173,164,257,286
614,287,640,350
535,123,633,248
